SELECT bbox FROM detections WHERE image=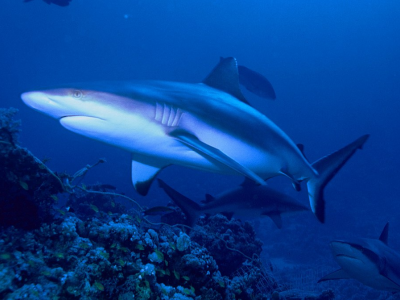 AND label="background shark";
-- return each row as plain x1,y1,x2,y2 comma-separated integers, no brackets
21,57,369,223
24,0,72,6
238,65,277,100
157,178,309,228
319,223,400,292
